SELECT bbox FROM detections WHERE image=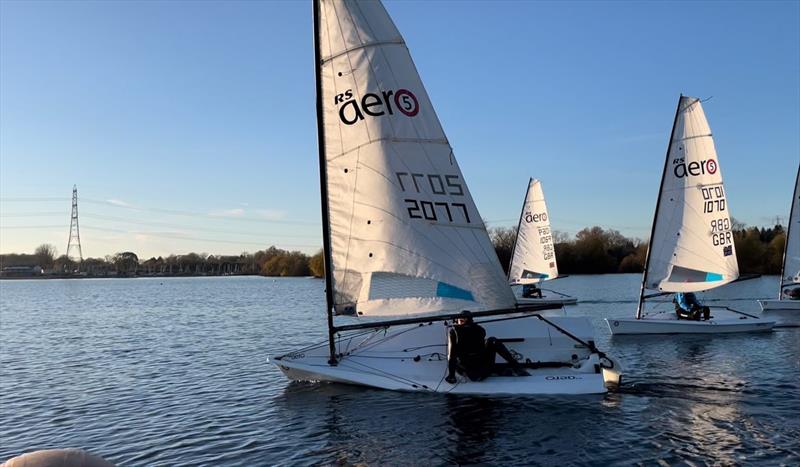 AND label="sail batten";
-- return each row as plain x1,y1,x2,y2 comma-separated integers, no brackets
643,96,739,294
508,179,559,285
317,0,515,317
